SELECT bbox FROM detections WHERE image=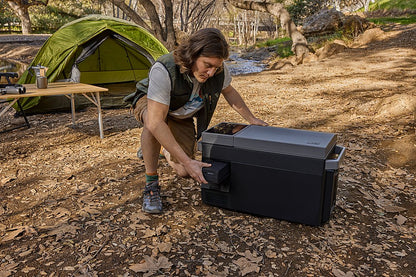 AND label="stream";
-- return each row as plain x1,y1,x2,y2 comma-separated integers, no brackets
225,53,267,76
